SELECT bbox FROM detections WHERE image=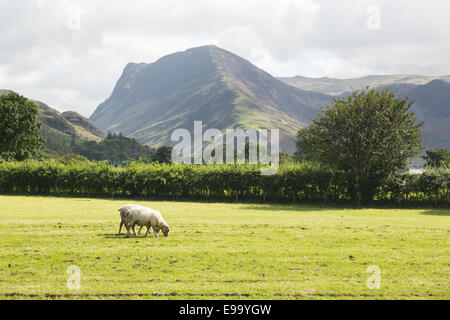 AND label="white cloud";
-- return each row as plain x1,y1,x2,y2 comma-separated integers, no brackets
0,0,449,116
